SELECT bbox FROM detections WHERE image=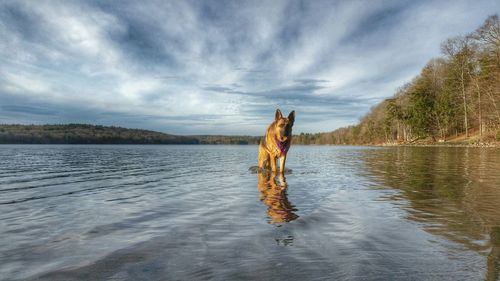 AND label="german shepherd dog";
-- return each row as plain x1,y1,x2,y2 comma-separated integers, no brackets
258,109,295,173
